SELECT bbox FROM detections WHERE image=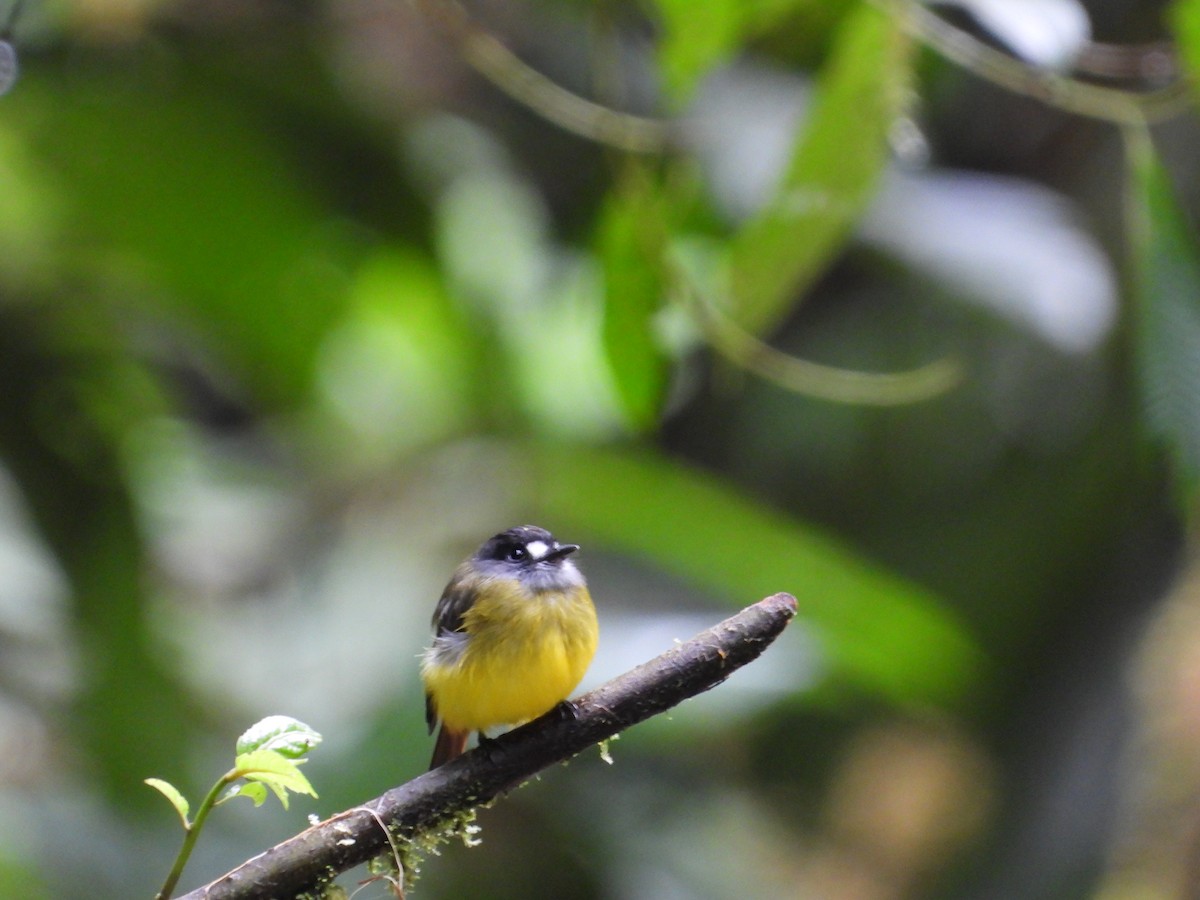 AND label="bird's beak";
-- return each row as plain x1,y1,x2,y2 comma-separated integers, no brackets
542,543,579,562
